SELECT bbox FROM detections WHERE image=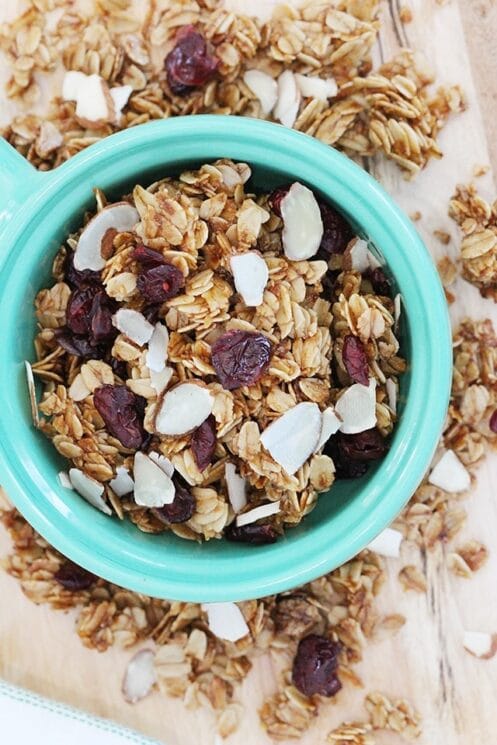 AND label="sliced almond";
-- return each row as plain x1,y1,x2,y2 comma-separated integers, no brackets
122,649,156,704
295,73,338,101
24,361,39,427
155,383,213,436
75,73,114,126
68,373,91,402
315,406,341,451
236,501,280,527
335,378,377,434
150,367,173,395
149,451,175,478
243,69,278,115
58,471,73,490
112,309,154,346
274,70,301,129
367,527,403,558
230,252,268,307
68,468,111,515
394,293,402,326
133,452,175,507
225,463,247,513
74,202,139,271
386,378,397,414
280,182,324,261
109,466,135,498
146,323,169,373
428,450,471,493
61,70,87,101
463,631,497,660
261,402,322,475
110,84,133,122
201,602,250,642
